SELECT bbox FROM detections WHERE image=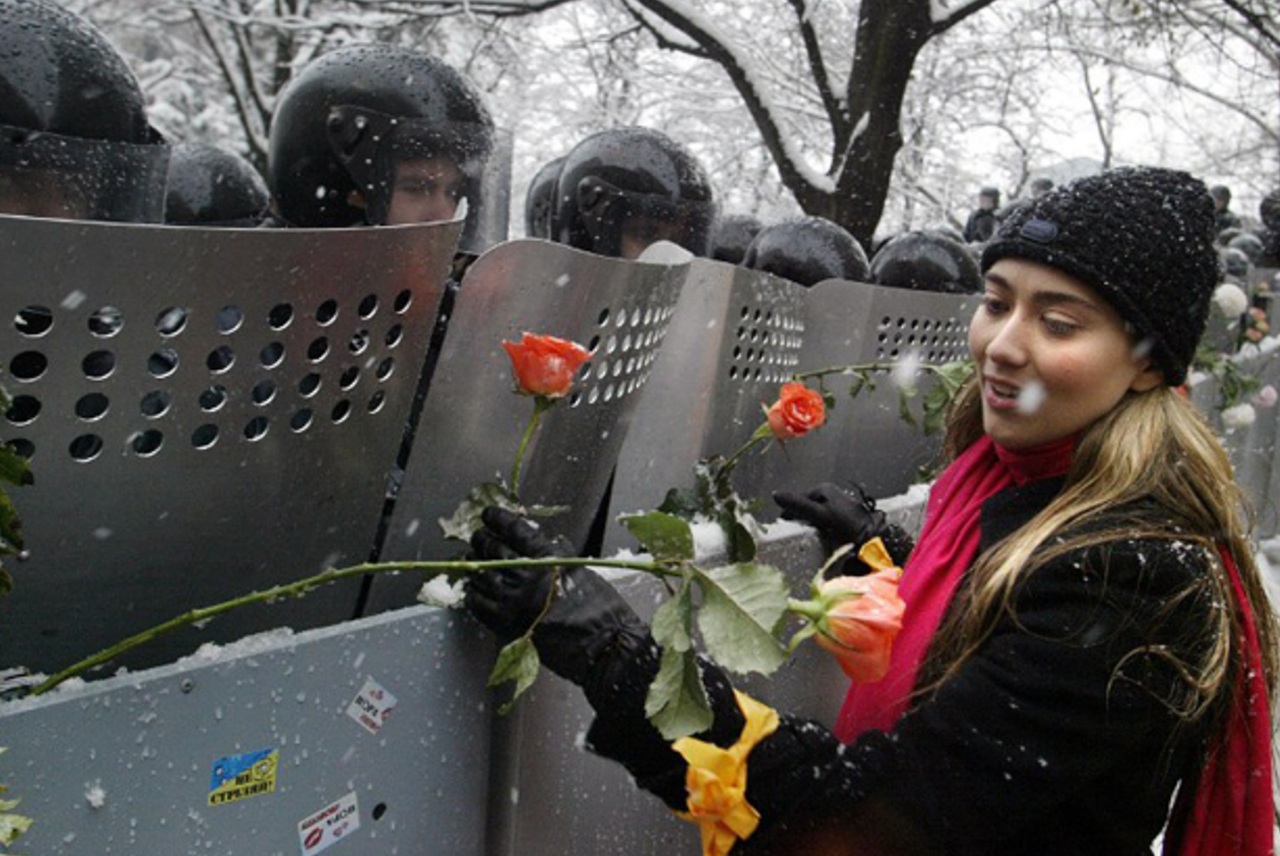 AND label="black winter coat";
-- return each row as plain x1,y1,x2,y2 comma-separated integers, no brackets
582,477,1218,855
